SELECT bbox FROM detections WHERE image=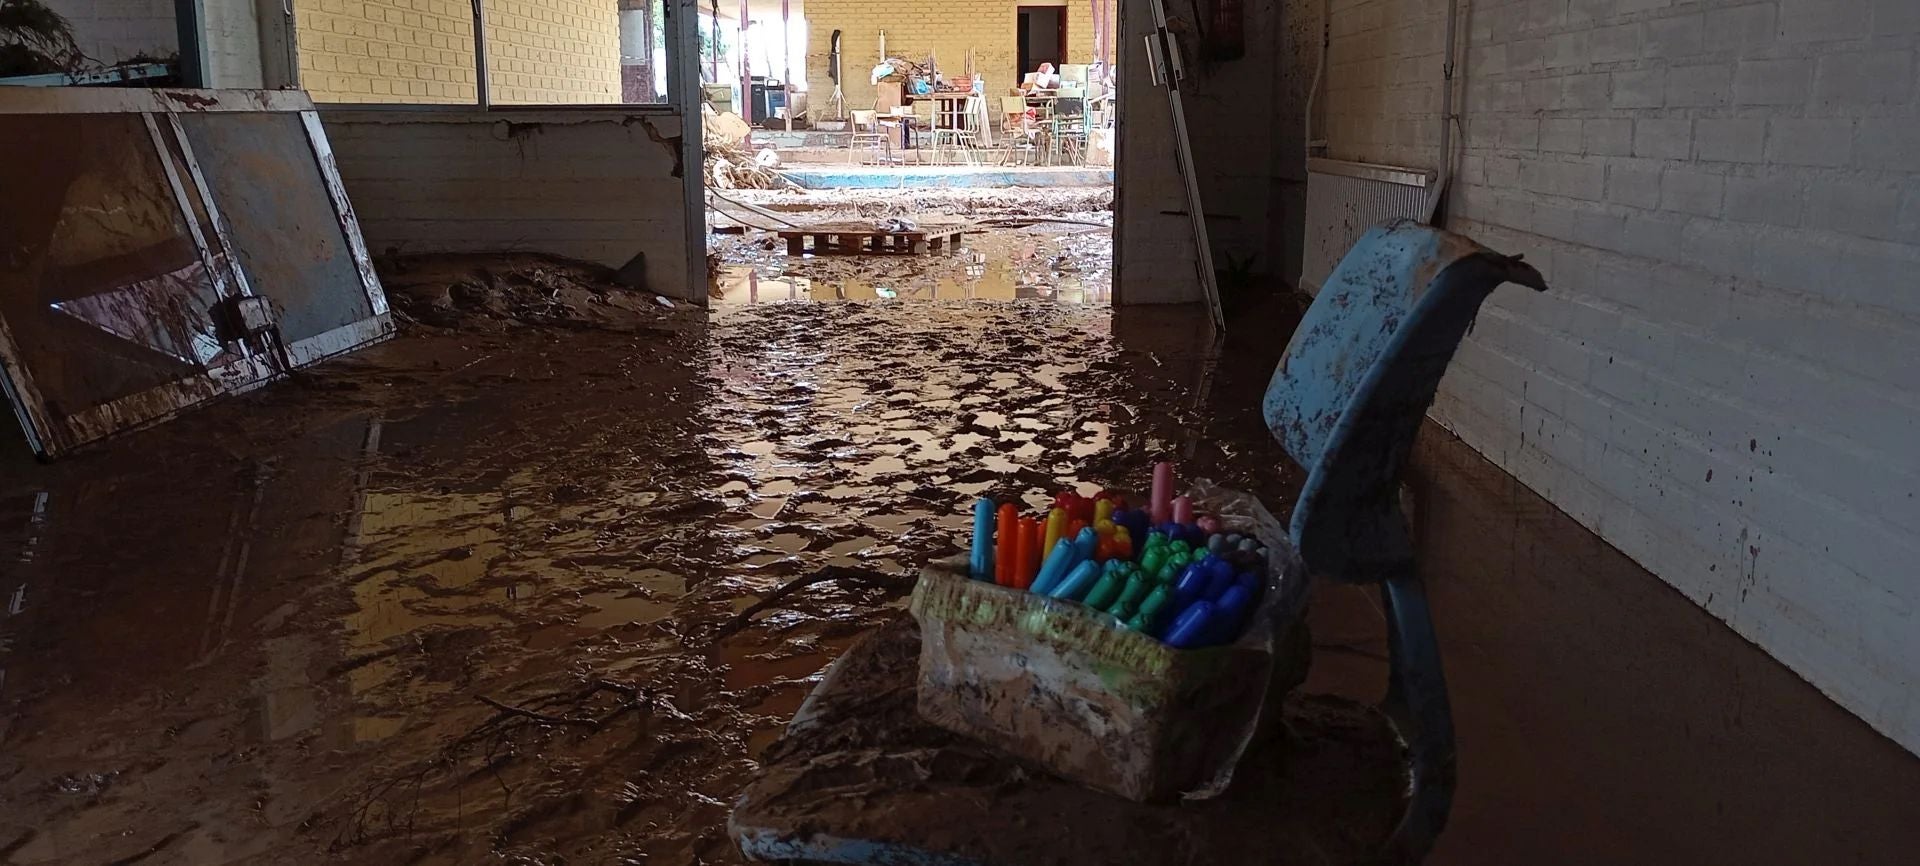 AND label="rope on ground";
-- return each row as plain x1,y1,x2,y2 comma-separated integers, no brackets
707,189,802,227
706,206,792,233
971,216,1113,229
